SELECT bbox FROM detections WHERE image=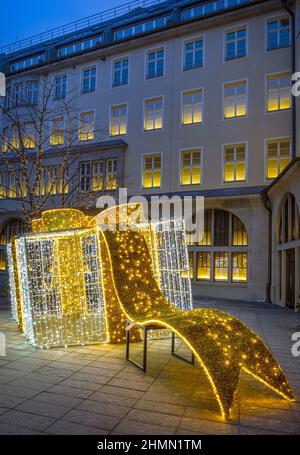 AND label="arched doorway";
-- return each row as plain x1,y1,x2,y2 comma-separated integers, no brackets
188,209,248,284
0,219,28,271
276,193,300,309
